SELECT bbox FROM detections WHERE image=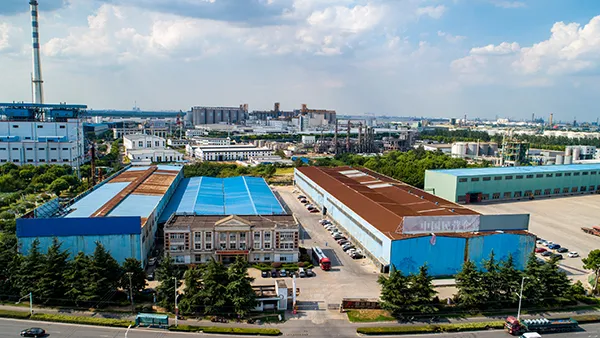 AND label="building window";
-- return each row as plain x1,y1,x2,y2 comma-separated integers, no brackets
170,244,184,252
571,187,578,193
50,148,57,150
556,173,562,177
481,194,489,200
147,141,152,147
229,233,236,245
263,254,271,262
535,174,543,178
194,255,202,263
253,232,261,249
583,172,589,176
514,191,522,198
494,176,502,181
194,232,202,250
12,148,18,151
230,241,237,249
581,186,587,192
59,125,66,129
563,187,569,193
544,189,551,195
492,193,500,199
39,159,45,162
574,172,580,176
219,232,227,250
457,195,466,203
526,175,533,178
505,176,513,180
565,172,572,176
253,254,261,261
590,185,596,191
525,190,532,196
155,141,160,147
591,171,597,175
170,233,185,240
27,159,33,163
175,256,185,263
12,125,18,128
0,148,5,150
280,255,288,262
471,177,480,182
12,159,19,163
482,177,491,181
138,141,143,147
280,232,294,242
205,232,212,250
503,192,511,199
516,175,523,179
546,174,553,178
534,190,541,196
26,148,33,151
37,125,43,128
553,188,560,194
